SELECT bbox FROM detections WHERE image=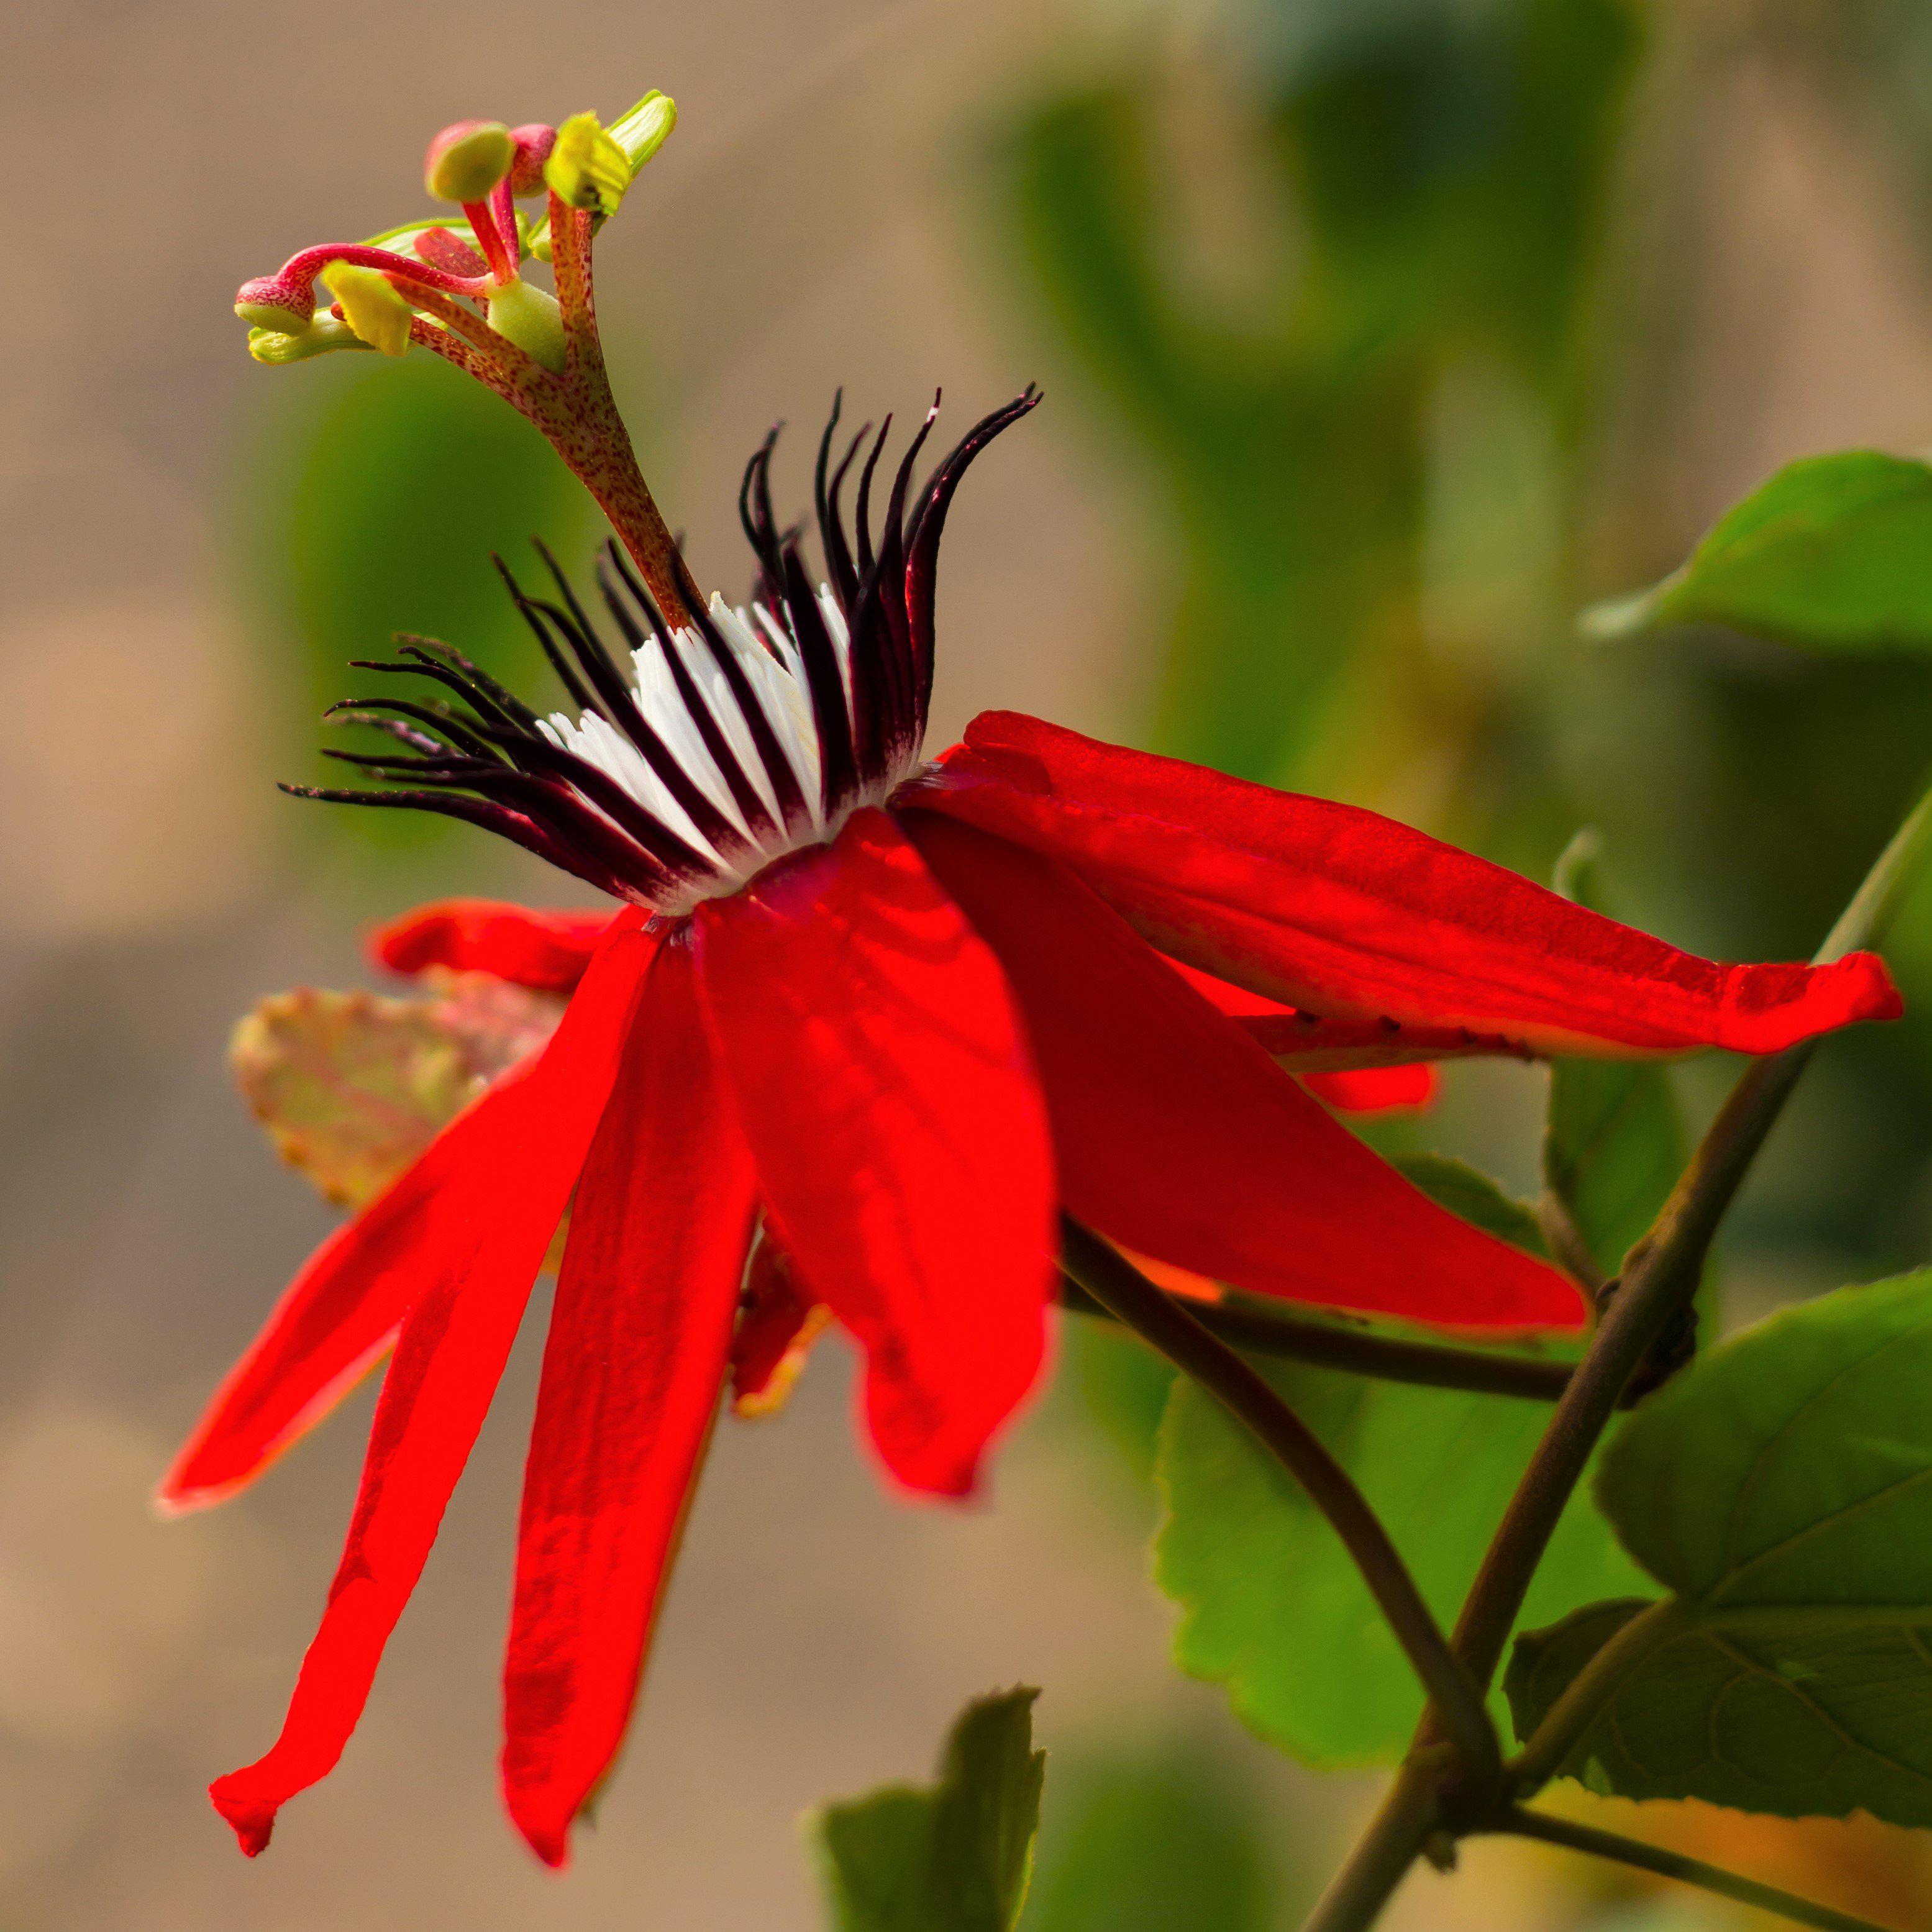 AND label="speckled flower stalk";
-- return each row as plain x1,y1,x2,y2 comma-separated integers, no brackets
235,96,688,620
